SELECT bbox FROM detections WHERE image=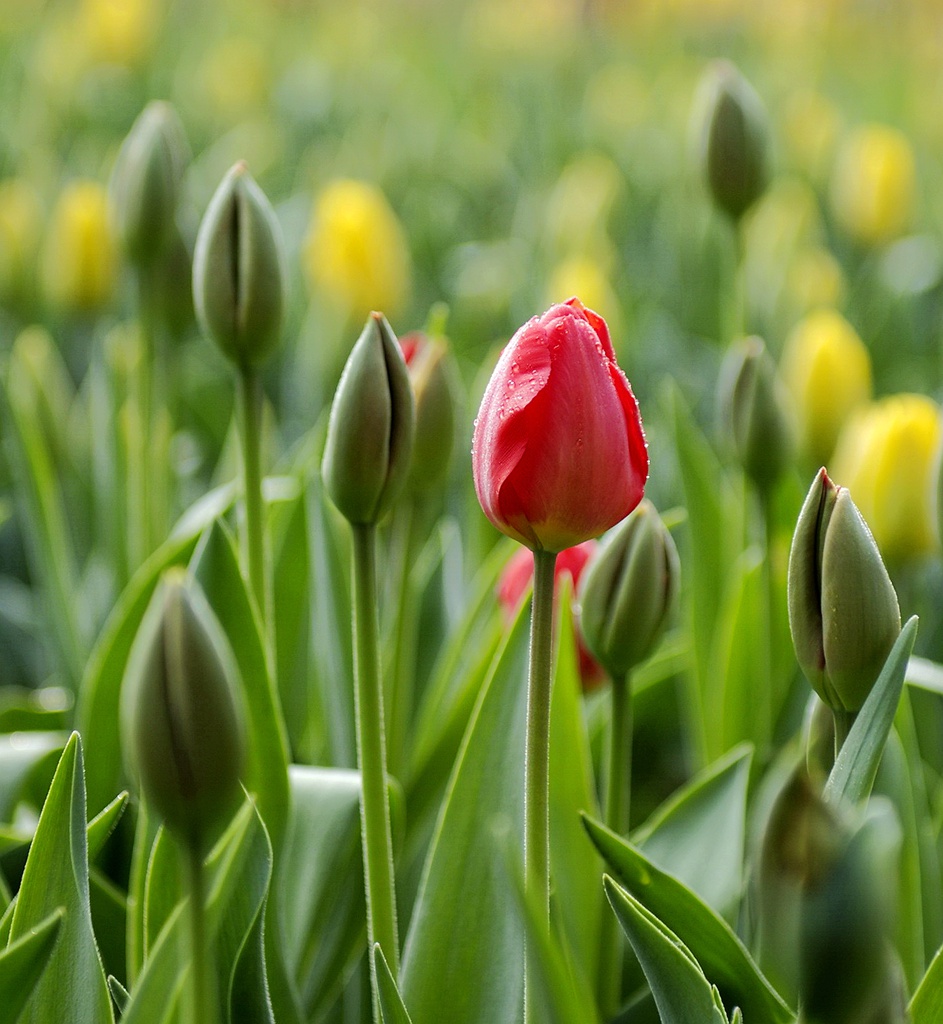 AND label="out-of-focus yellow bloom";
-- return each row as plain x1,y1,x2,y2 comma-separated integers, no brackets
833,394,941,563
831,125,915,247
304,179,411,320
80,0,157,66
546,255,622,334
781,309,871,468
782,90,840,182
787,247,845,313
583,64,652,140
0,179,42,298
545,154,622,256
43,180,117,313
199,38,269,121
465,0,580,57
